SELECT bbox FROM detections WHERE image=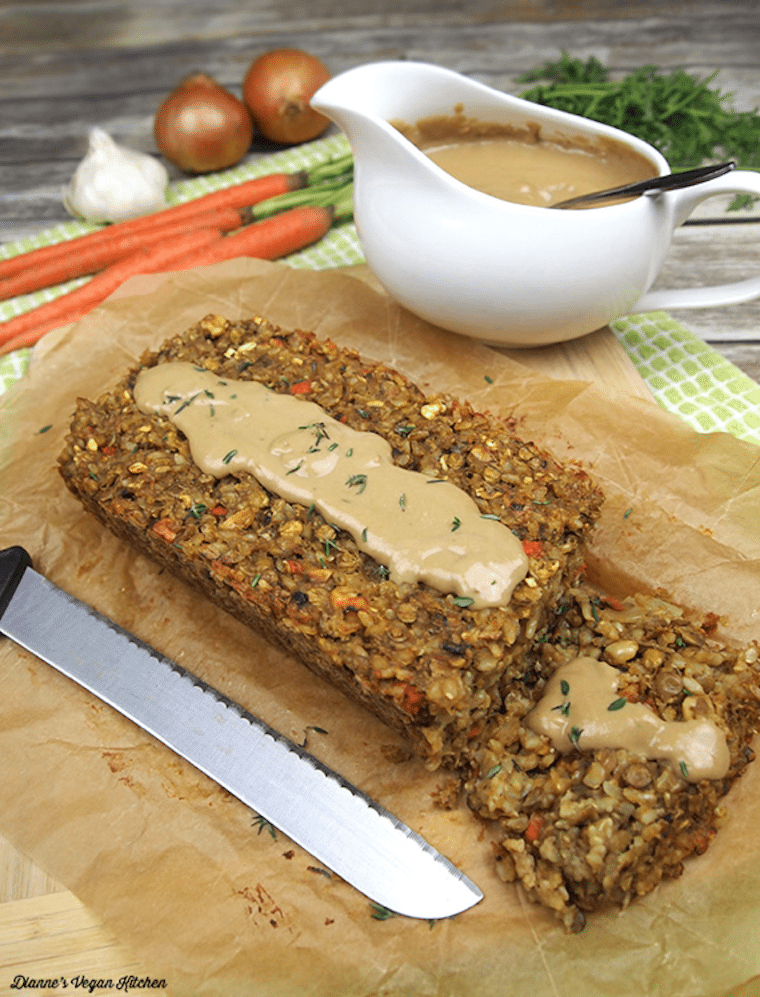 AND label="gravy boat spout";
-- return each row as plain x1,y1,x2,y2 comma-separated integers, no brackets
311,62,760,347
310,63,470,191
